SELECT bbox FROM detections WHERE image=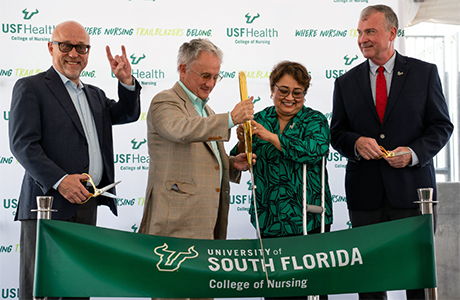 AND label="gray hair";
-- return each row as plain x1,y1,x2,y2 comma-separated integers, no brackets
177,38,223,72
360,5,399,31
